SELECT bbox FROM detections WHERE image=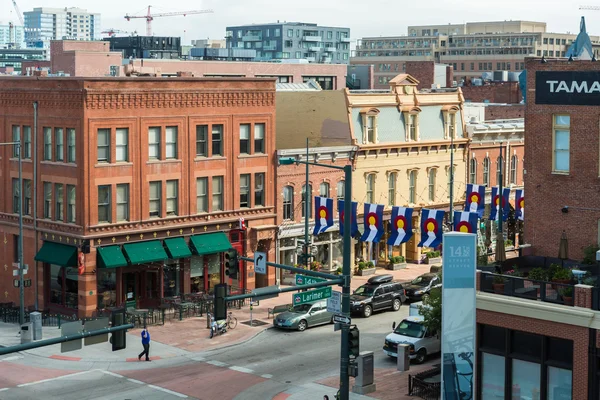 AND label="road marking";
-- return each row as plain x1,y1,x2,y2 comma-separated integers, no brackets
189,356,205,362
229,366,254,374
17,370,94,387
100,371,123,379
148,384,188,398
0,388,8,392
206,360,228,367
0,356,23,362
127,378,144,385
261,374,273,379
